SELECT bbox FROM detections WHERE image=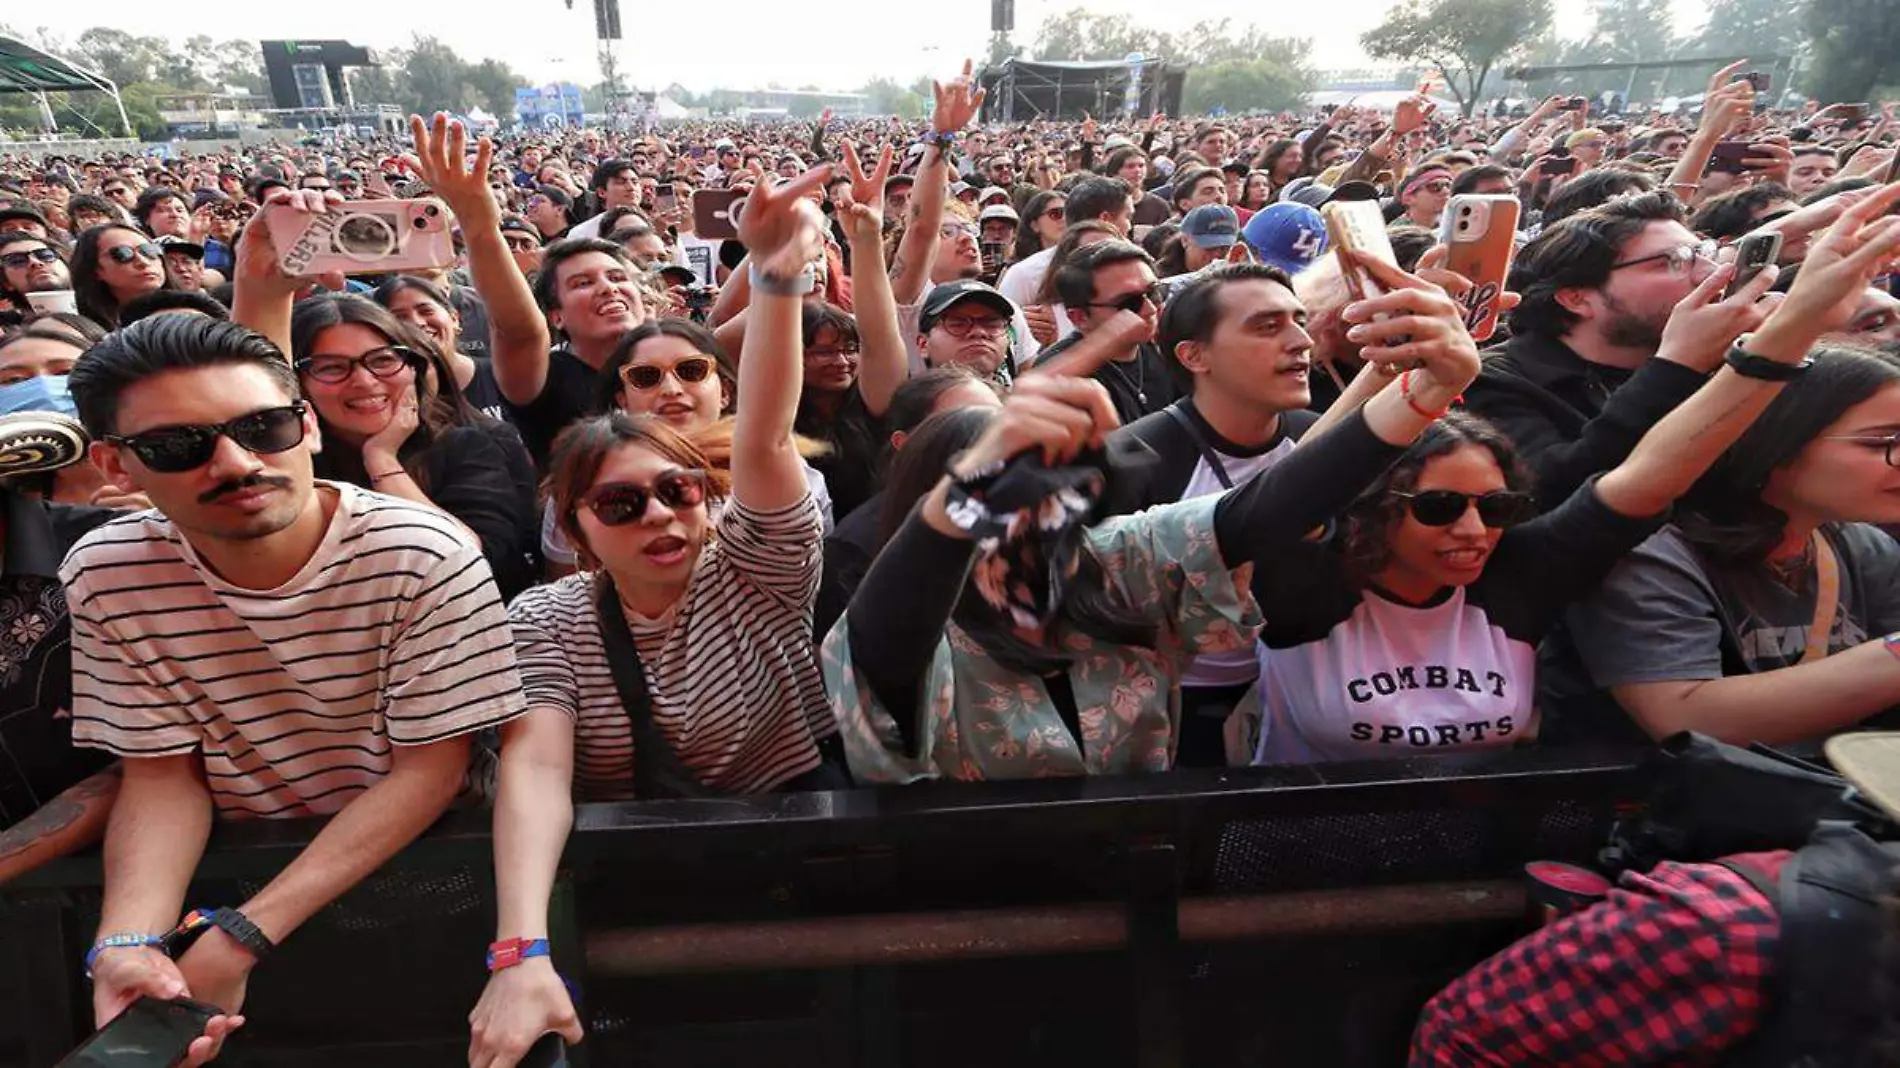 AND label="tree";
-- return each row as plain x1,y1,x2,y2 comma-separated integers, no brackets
209,40,268,96
1804,0,1900,104
1579,0,1678,65
1361,0,1556,115
1182,59,1313,115
1033,10,1171,61
403,36,474,115
985,32,1023,69
466,58,526,117
858,76,925,118
1689,0,1804,65
71,28,166,88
